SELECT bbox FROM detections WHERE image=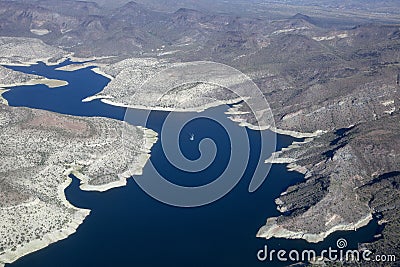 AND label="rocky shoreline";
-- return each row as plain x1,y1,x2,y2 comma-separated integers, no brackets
72,127,158,192
0,178,90,266
257,113,399,253
0,78,68,89
257,213,373,243
99,96,245,113
0,88,8,105
0,104,158,266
